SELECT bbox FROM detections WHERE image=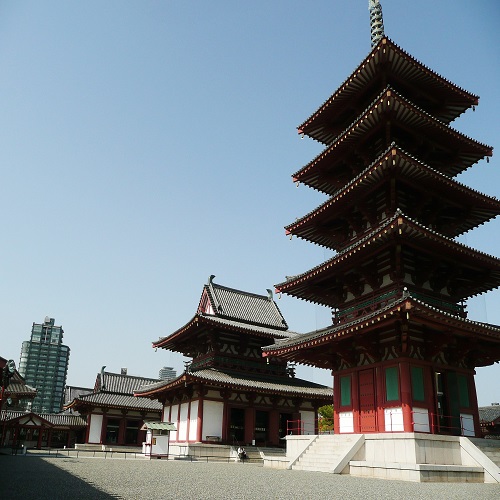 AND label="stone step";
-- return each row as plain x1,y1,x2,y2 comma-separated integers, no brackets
292,464,333,472
297,460,335,468
301,456,343,462
300,452,344,459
